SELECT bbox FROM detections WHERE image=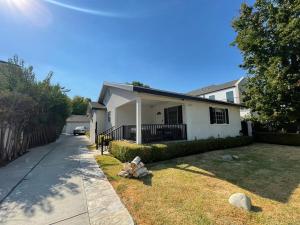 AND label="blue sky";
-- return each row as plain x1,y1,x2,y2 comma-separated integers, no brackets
0,0,253,101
